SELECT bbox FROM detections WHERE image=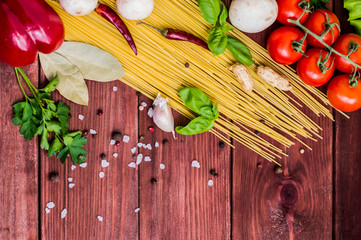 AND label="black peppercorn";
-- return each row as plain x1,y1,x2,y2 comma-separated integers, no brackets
257,162,263,168
112,131,122,142
185,62,190,68
132,154,137,159
255,130,261,136
162,139,169,145
218,141,225,148
139,135,145,141
68,113,72,119
260,119,265,124
100,153,106,159
49,172,60,183
136,91,142,96
151,178,157,184
210,169,217,175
